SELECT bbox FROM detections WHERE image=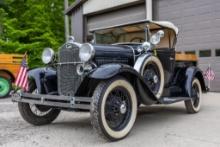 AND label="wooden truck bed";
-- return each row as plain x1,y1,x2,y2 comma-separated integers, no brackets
0,54,23,80
175,53,197,62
